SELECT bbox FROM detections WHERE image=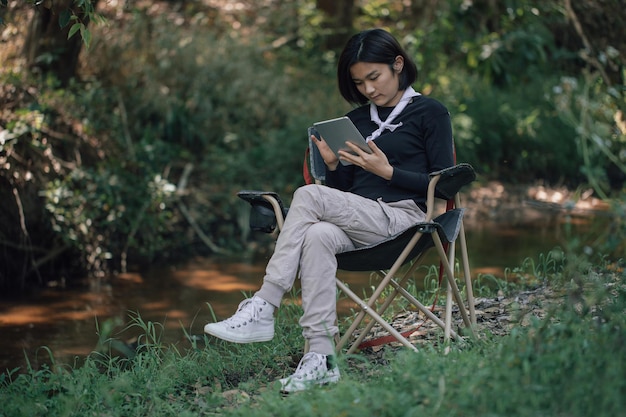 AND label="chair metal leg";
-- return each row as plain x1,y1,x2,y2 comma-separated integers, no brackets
432,233,474,335
458,222,476,325
456,194,476,325
444,240,456,342
336,228,432,353
336,279,418,354
338,241,471,351
388,280,463,342
347,259,425,350
346,274,398,352
351,251,467,347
